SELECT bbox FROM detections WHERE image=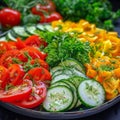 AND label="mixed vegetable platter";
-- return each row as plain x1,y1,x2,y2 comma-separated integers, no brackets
0,0,120,113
